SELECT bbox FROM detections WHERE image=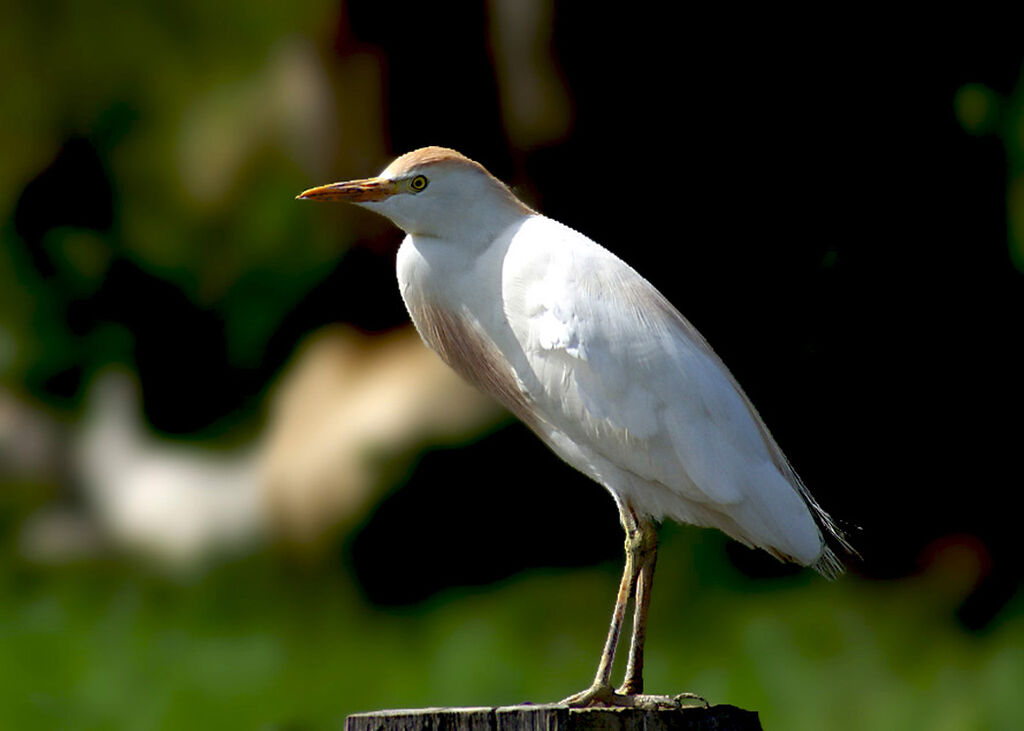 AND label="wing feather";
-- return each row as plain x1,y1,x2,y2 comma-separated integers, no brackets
502,217,826,564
